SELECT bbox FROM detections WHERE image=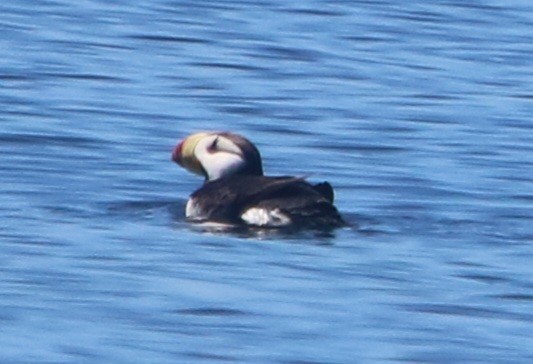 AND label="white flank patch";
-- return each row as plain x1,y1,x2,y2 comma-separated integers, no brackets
241,207,291,227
